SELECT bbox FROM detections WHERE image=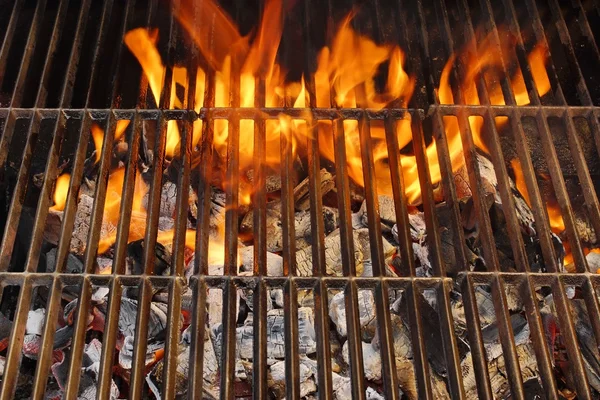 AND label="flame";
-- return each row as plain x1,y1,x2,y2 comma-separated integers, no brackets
511,159,532,207
124,29,180,158
50,173,71,212
51,2,558,268
91,120,130,163
528,43,551,98
97,168,149,254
